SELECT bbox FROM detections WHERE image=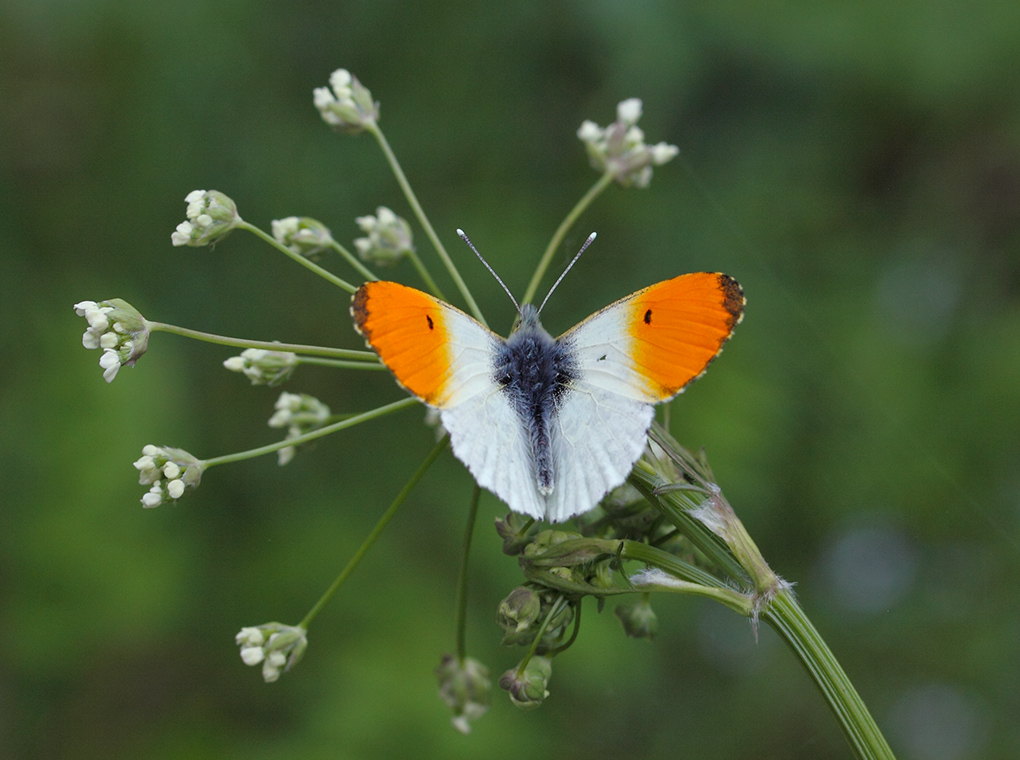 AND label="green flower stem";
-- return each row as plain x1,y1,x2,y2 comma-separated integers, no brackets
147,322,379,362
296,356,387,371
619,541,739,595
630,428,896,760
299,434,450,629
329,240,379,283
764,590,896,760
521,170,615,306
627,460,749,584
202,397,417,468
367,123,488,326
517,594,567,676
454,485,482,662
546,600,582,656
237,221,358,293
